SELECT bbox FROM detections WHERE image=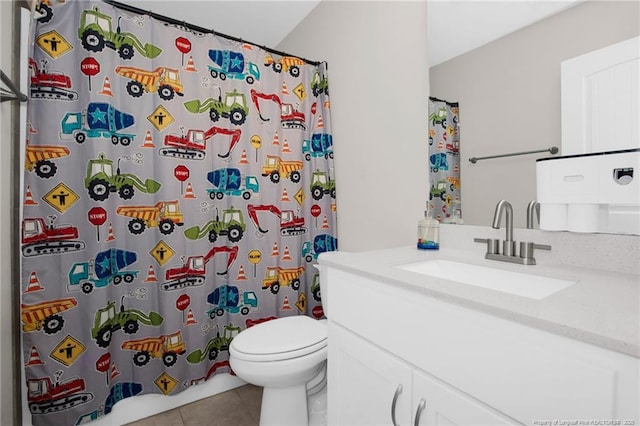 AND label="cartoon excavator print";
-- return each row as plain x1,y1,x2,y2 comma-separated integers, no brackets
250,89,306,130
247,204,307,237
159,126,242,160
161,245,239,291
28,58,78,101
